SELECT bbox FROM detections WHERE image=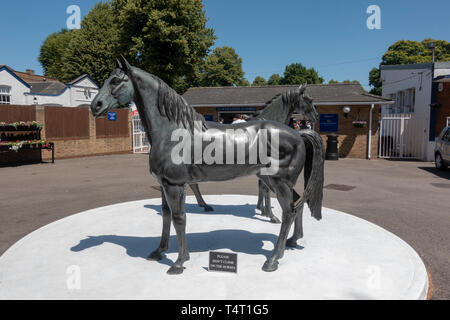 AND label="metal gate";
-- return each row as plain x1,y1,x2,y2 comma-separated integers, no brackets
379,114,426,160
132,114,150,154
